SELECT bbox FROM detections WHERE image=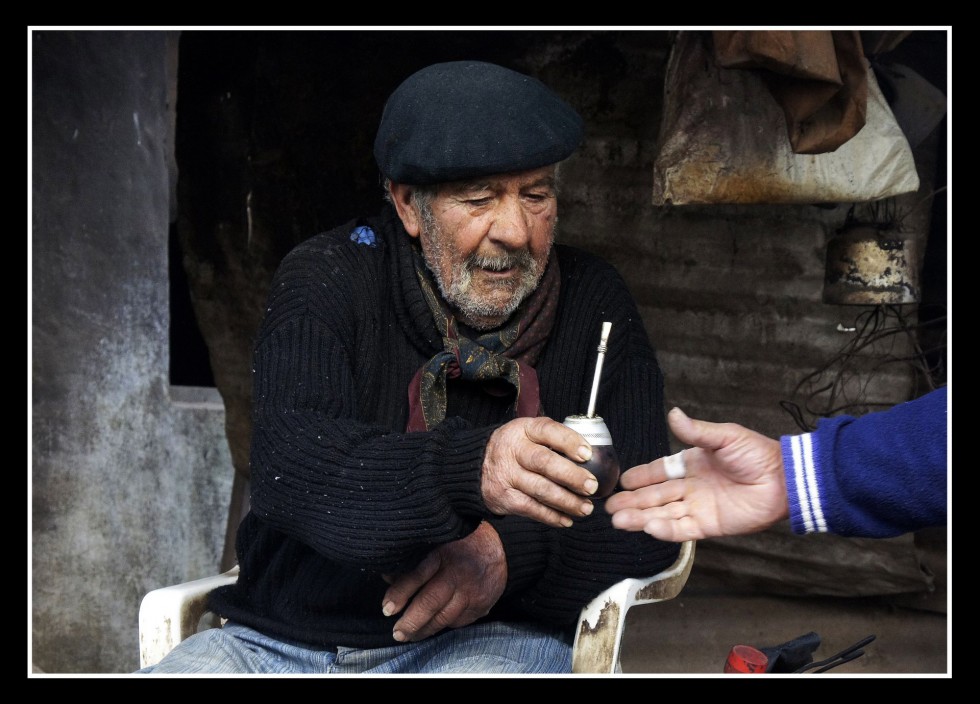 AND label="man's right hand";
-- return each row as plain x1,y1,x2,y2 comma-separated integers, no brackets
605,407,788,541
481,416,599,528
